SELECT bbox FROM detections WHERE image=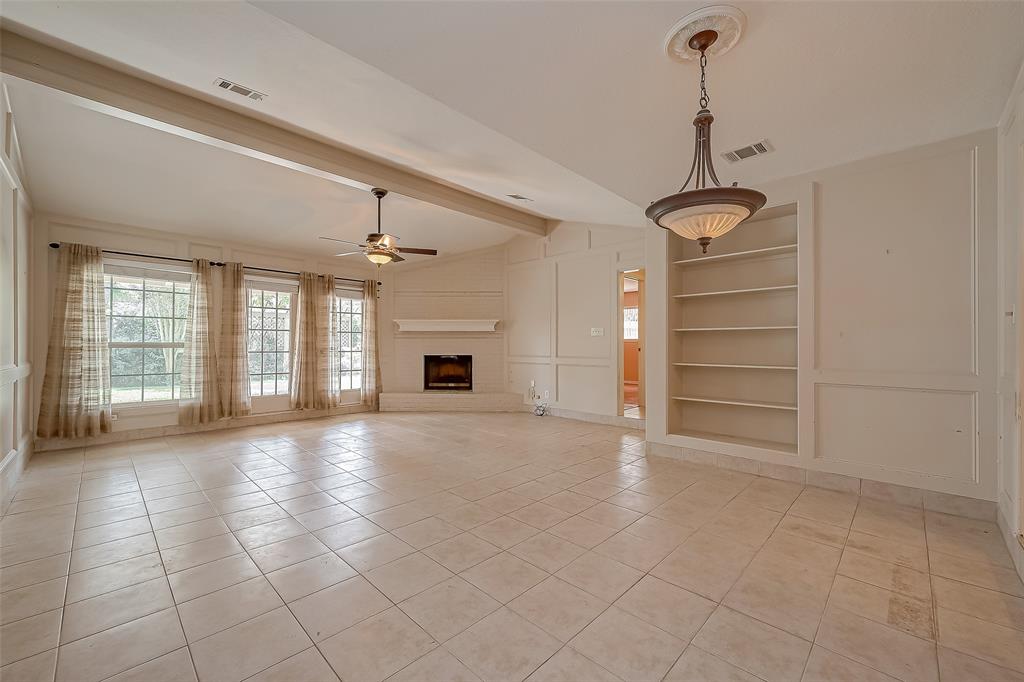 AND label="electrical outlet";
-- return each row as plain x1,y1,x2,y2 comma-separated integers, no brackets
590,327,604,337
544,390,549,400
